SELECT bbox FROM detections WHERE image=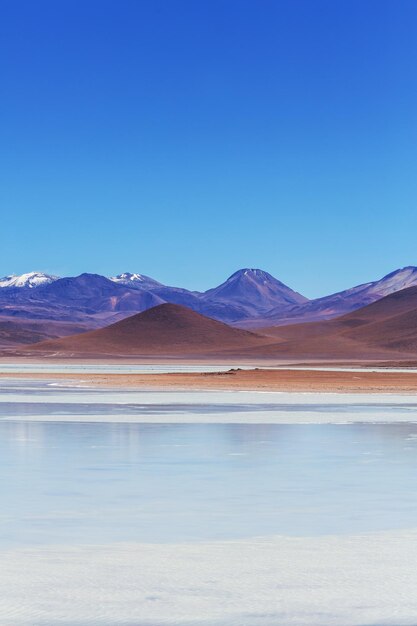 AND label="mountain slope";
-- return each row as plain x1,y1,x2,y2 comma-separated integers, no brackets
199,269,308,322
0,274,165,324
242,266,417,328
27,303,271,356
253,286,417,359
203,269,307,307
